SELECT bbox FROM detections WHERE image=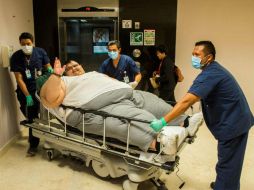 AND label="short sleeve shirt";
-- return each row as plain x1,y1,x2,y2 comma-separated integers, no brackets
10,47,50,92
61,72,132,108
188,61,253,140
99,54,140,82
